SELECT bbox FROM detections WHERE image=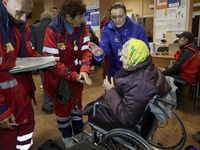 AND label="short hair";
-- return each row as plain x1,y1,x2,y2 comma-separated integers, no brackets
110,2,126,14
49,6,58,11
40,11,53,20
60,0,86,19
